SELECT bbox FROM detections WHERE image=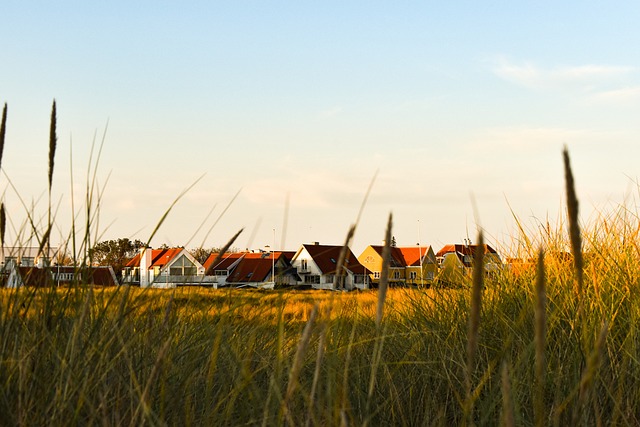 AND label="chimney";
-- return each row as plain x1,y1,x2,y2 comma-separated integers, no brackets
313,241,319,245
139,247,152,288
